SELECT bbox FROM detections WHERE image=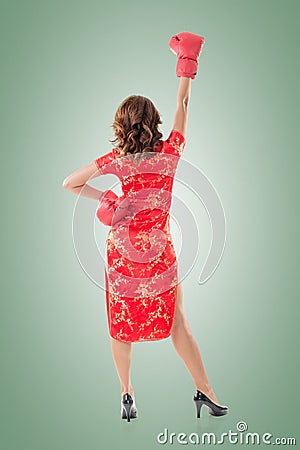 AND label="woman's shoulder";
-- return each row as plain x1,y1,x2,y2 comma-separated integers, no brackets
94,149,118,173
160,129,186,156
164,129,186,145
